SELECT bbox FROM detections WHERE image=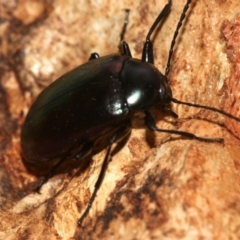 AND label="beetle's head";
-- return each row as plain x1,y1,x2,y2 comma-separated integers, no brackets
120,58,172,111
